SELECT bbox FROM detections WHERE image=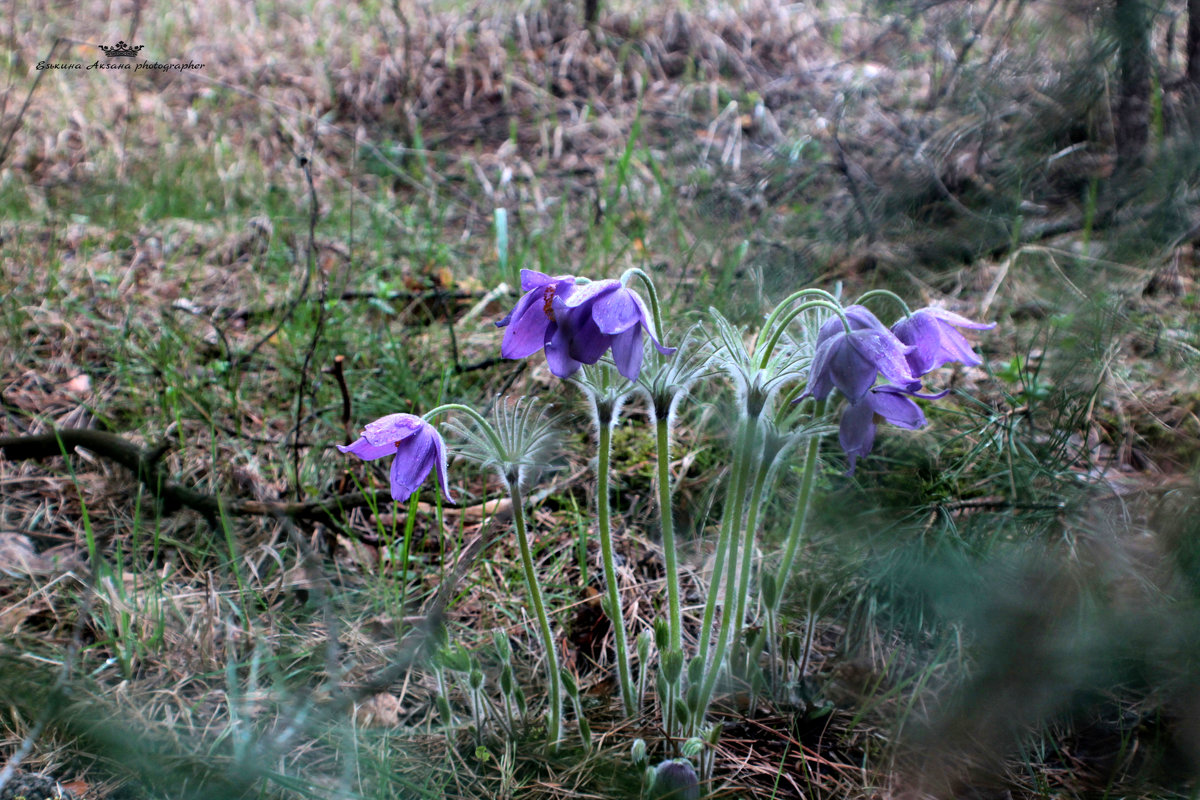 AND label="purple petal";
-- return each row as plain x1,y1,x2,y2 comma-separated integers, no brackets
938,326,985,368
336,436,396,461
554,297,612,364
804,337,838,400
893,308,990,374
630,293,676,355
501,290,553,359
867,387,927,429
813,315,845,350
544,332,583,377
431,427,454,503
920,306,996,330
496,286,537,331
519,269,554,291
610,326,645,380
651,760,700,800
591,287,643,334
838,399,877,475
812,307,889,383
560,279,620,308
848,330,916,388
827,338,879,402
362,413,424,447
892,314,942,375
650,337,676,356
843,305,891,333
389,427,437,501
